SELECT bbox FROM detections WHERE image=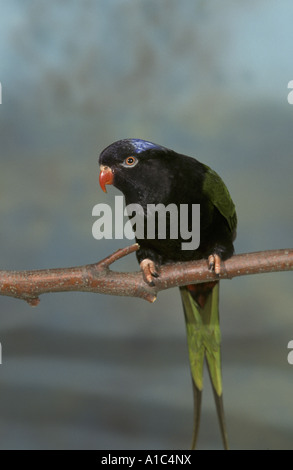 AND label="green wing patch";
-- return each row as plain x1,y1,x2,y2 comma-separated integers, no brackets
202,165,237,234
